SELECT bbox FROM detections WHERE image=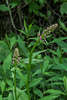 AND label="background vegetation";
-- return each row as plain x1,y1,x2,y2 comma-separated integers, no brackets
0,0,67,100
